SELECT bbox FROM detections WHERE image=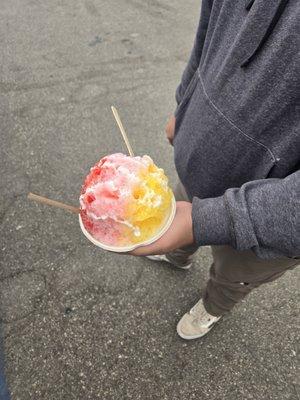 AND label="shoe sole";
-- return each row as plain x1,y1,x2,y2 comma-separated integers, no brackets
146,255,192,270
